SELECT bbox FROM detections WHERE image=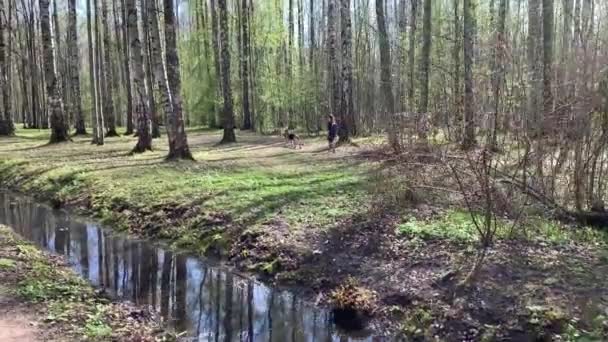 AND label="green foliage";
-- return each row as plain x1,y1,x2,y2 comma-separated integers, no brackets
0,258,16,269
180,30,216,127
400,307,434,338
524,218,608,246
83,305,113,339
17,261,91,302
397,210,483,242
397,210,608,246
